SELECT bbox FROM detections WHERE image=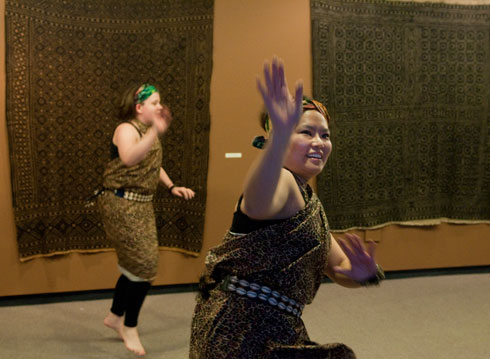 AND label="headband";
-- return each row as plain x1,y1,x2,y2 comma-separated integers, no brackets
253,96,330,149
134,84,158,104
301,97,331,124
